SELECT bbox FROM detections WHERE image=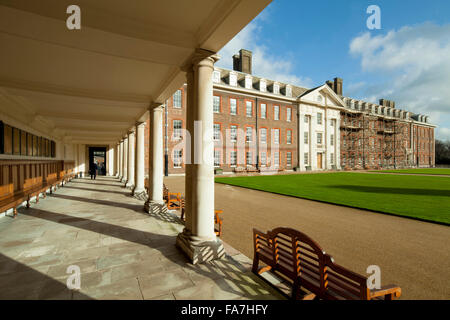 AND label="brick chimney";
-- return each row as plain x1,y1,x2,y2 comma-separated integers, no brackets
326,80,334,92
334,77,343,96
232,49,253,74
